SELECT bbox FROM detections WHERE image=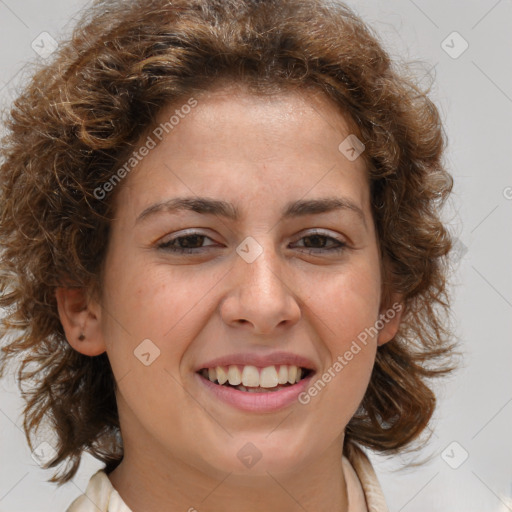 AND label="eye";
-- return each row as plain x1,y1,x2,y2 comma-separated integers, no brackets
291,231,347,254
156,230,347,255
157,231,218,254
